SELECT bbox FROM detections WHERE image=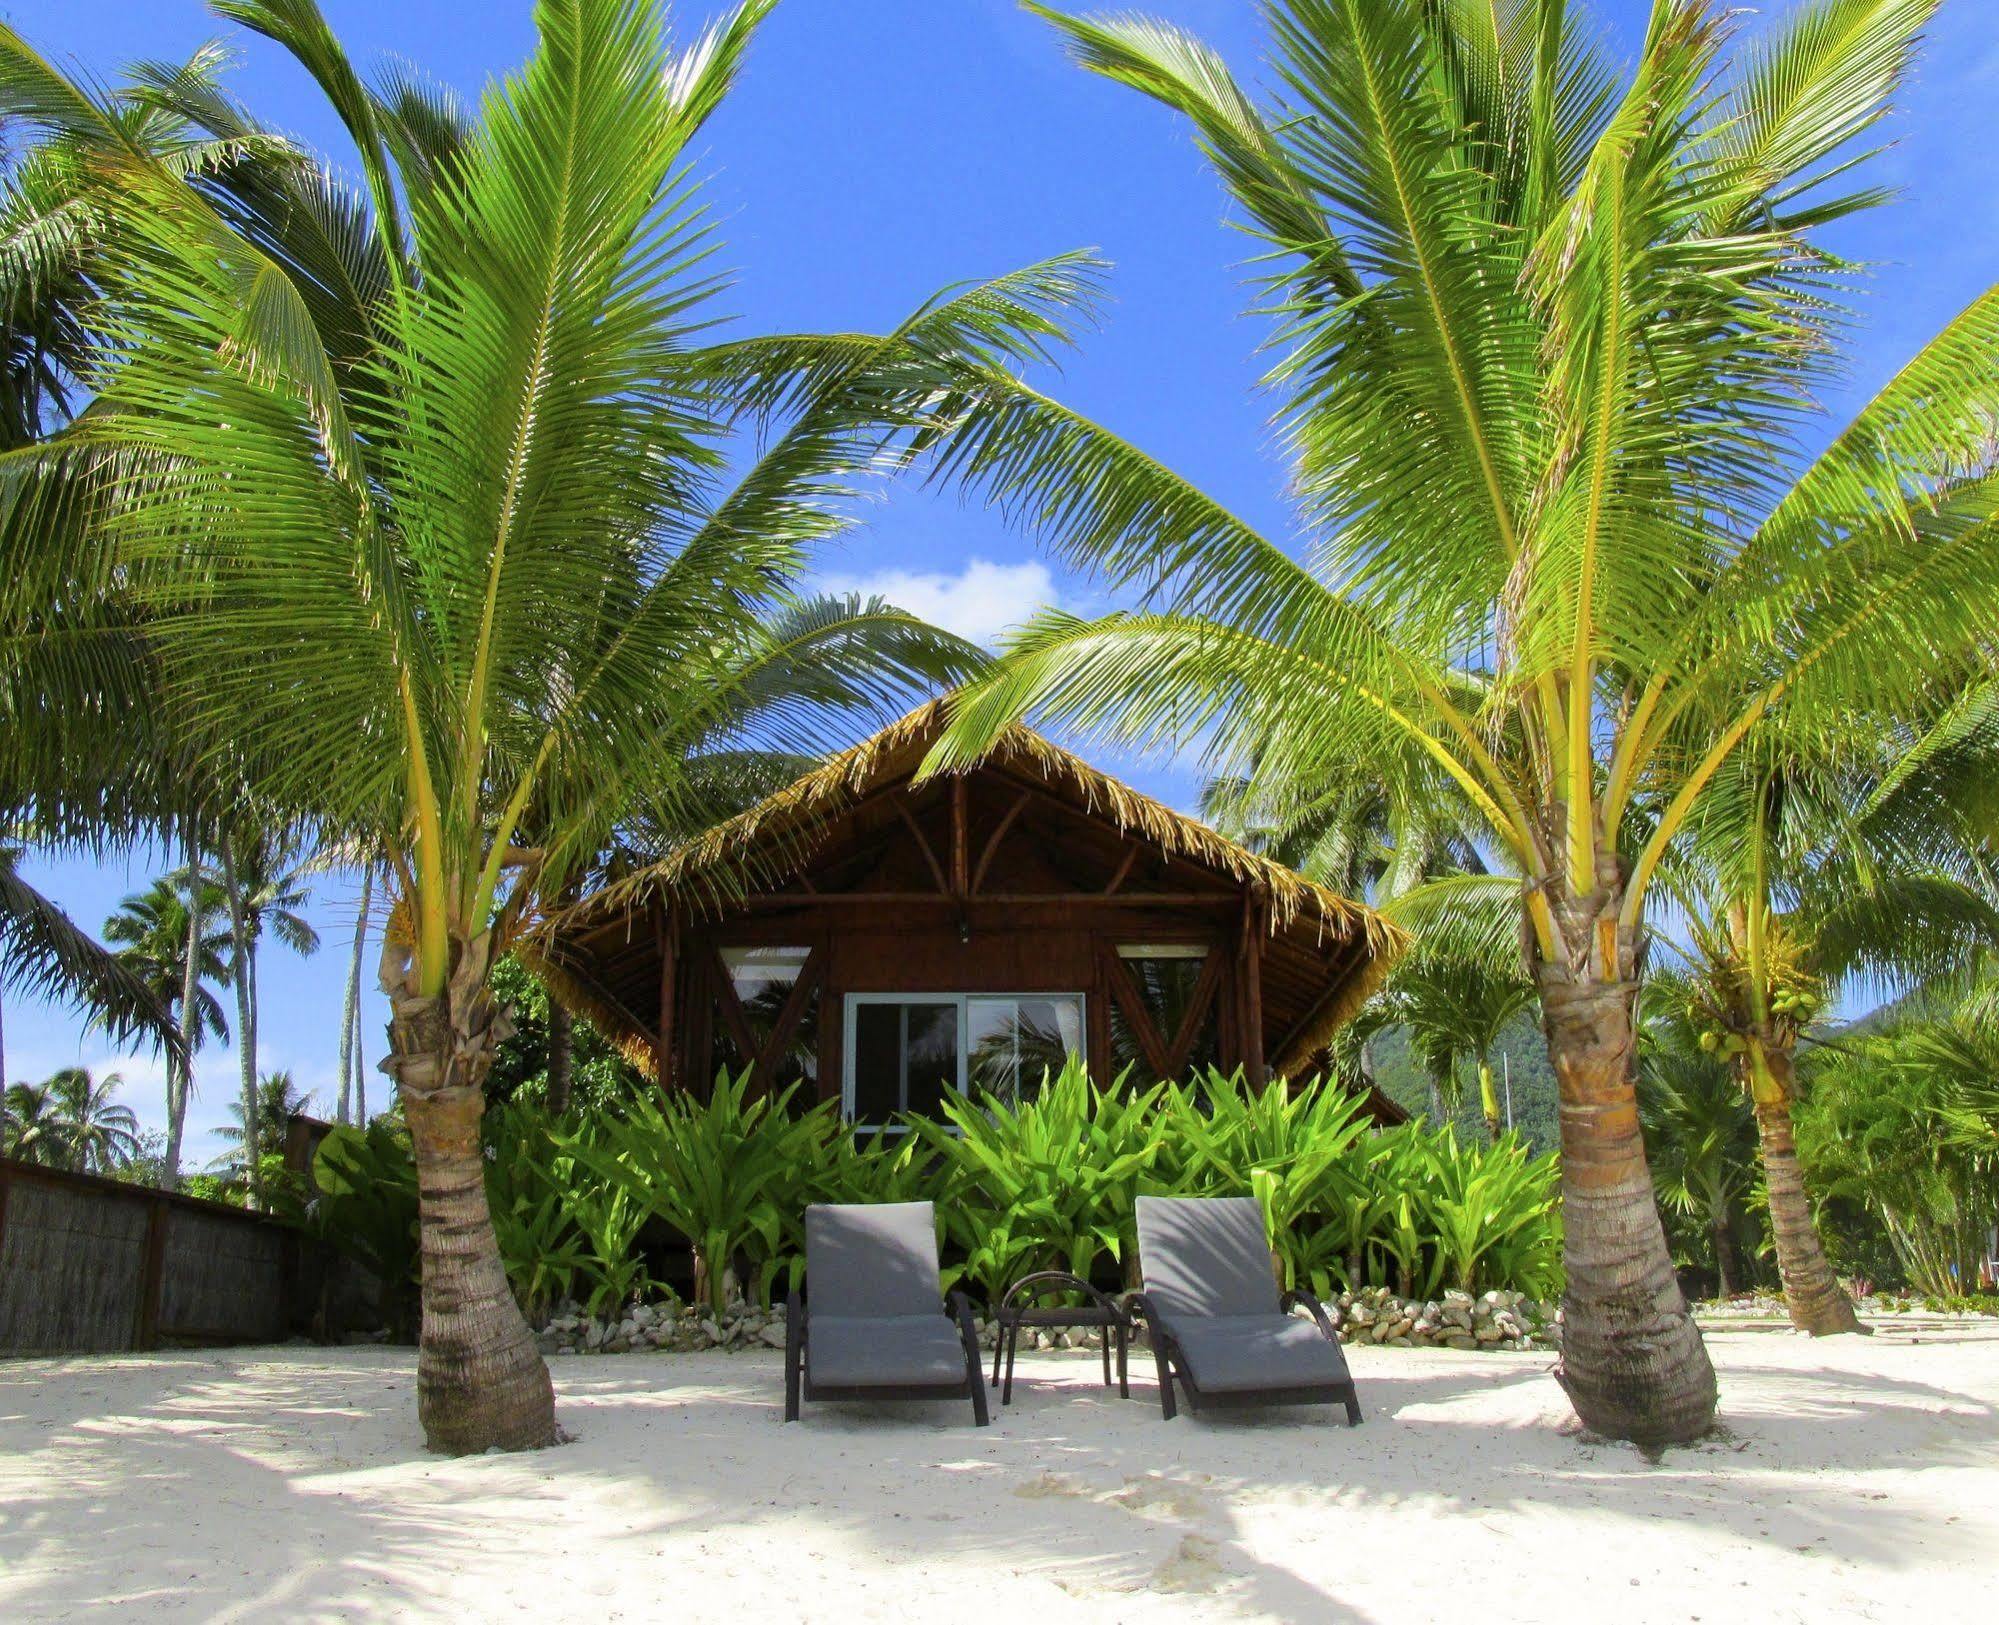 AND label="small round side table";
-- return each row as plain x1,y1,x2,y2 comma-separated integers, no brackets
991,1270,1131,1406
